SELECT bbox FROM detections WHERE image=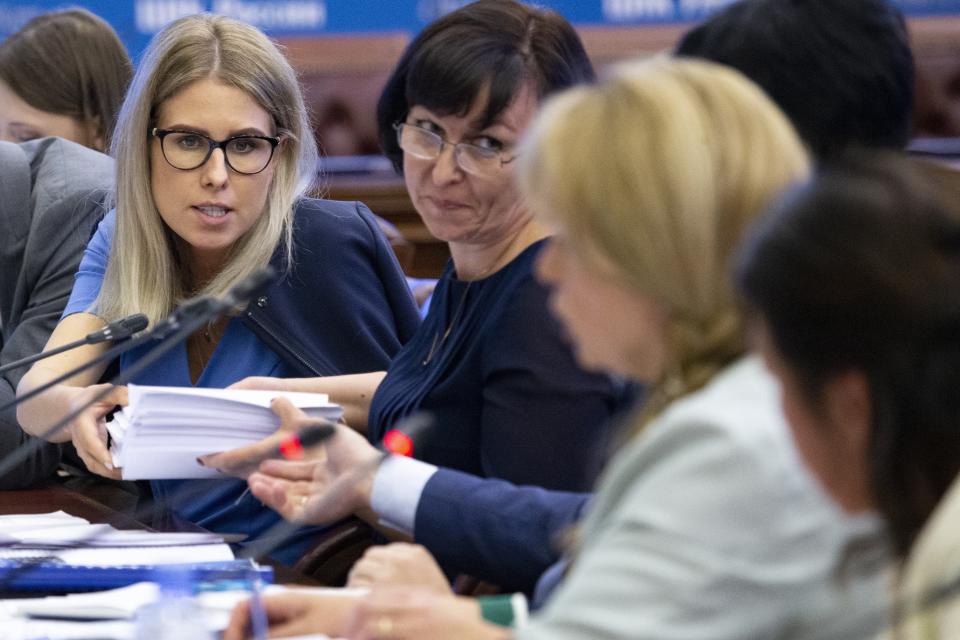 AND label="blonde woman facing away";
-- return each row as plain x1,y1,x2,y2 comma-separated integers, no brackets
16,14,419,564
224,58,889,639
